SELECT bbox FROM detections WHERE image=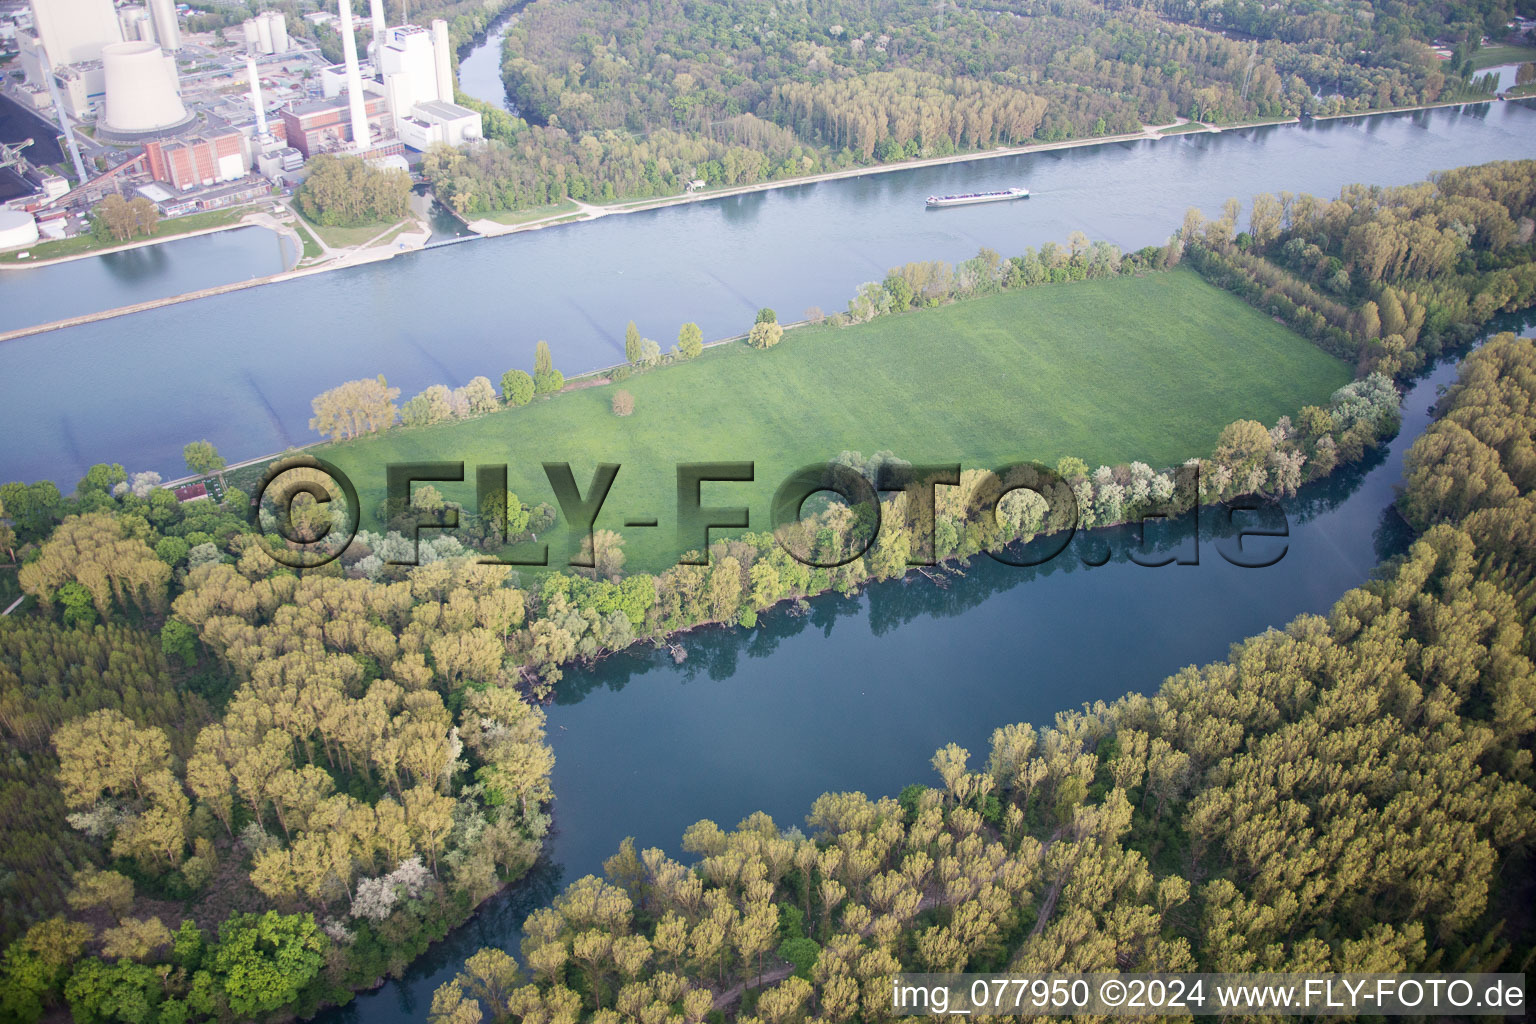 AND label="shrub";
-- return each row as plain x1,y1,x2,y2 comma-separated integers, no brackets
500,370,535,407
534,370,564,394
747,321,783,349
